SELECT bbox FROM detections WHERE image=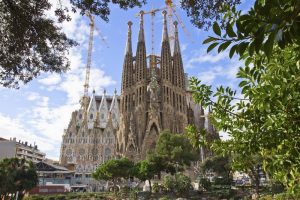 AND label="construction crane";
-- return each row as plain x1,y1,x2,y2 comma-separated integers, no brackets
165,0,193,45
80,12,109,124
136,1,192,55
80,12,94,125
